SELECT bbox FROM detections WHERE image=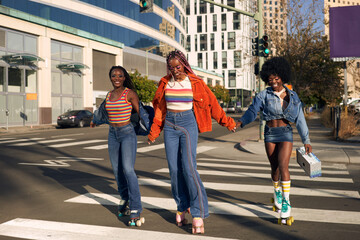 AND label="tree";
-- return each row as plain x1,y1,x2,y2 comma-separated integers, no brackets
129,70,157,103
207,84,230,103
269,0,344,106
